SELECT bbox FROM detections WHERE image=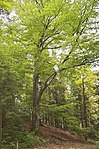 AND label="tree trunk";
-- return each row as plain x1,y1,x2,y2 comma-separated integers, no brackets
55,119,60,128
0,104,2,142
32,97,40,131
82,77,88,140
32,60,57,131
32,70,40,131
